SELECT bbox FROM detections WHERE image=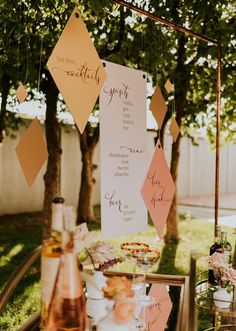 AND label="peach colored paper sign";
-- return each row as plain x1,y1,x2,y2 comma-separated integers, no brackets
15,117,48,188
47,7,106,133
141,141,175,238
169,117,180,142
164,79,173,94
16,82,28,103
145,284,172,331
150,86,167,129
